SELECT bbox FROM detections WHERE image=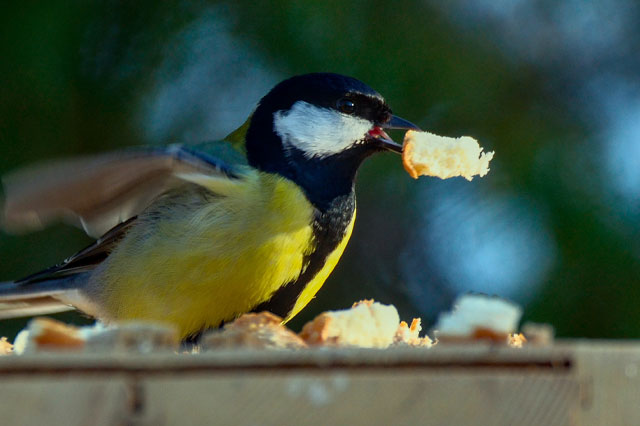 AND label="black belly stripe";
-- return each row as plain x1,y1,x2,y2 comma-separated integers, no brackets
251,192,355,318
